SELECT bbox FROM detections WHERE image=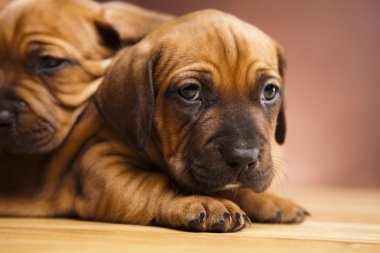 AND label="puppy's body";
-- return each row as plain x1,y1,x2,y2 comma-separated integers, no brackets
0,8,308,232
